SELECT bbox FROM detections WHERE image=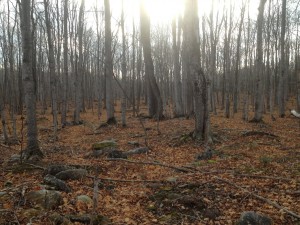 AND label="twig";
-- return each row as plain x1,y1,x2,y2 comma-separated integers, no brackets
106,158,192,173
100,177,168,183
216,177,300,220
86,175,168,183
